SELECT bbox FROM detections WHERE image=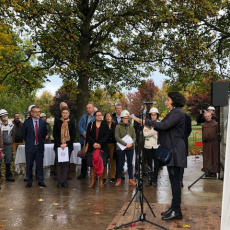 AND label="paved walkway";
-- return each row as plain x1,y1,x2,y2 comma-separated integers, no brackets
0,155,223,229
